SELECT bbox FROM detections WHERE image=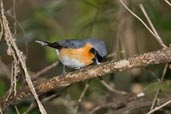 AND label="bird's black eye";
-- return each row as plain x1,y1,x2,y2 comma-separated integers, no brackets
90,48,96,55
